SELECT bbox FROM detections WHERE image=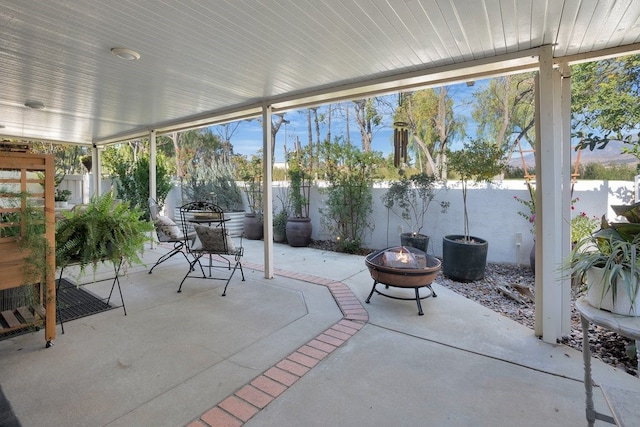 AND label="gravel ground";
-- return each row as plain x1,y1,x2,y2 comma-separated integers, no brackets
437,262,638,377
309,240,637,376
